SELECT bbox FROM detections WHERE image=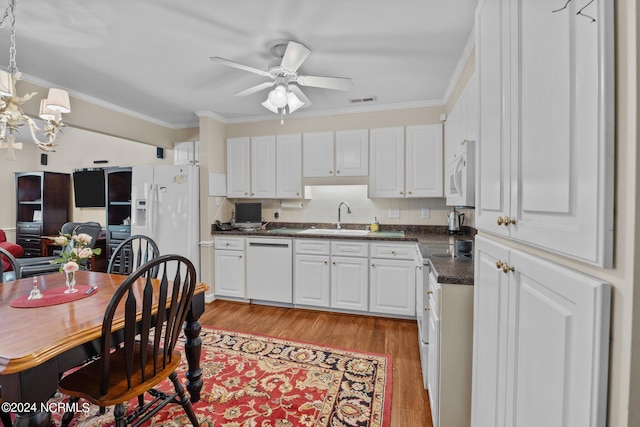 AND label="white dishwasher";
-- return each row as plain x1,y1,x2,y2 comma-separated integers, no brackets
246,237,293,304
